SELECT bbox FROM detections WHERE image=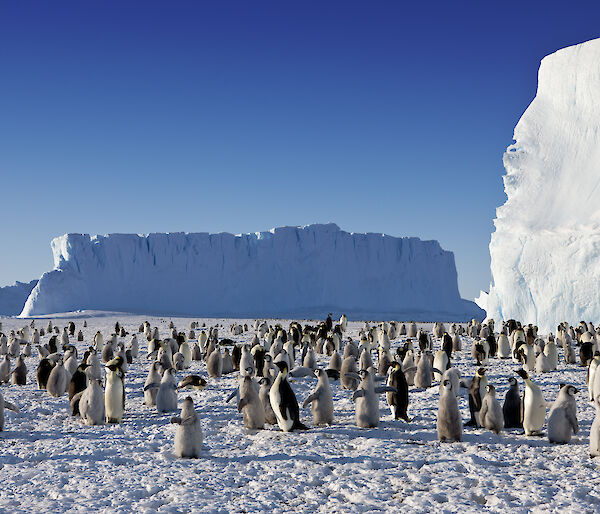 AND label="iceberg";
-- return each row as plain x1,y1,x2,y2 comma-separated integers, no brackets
20,223,482,321
483,38,600,333
0,280,38,316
